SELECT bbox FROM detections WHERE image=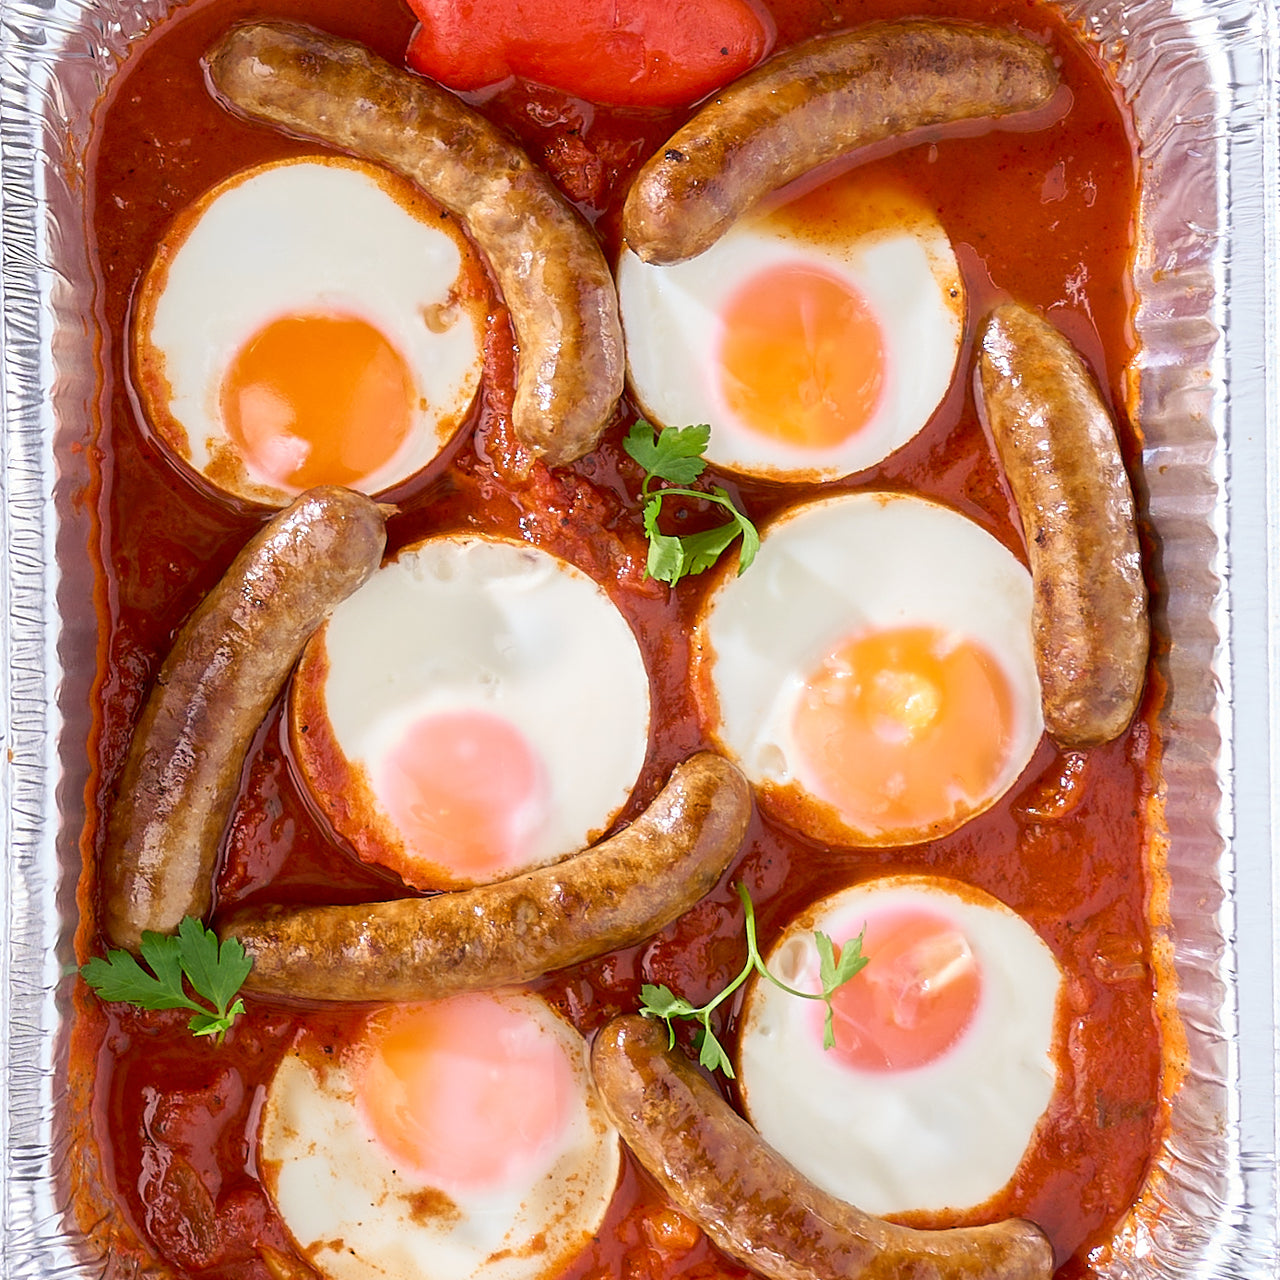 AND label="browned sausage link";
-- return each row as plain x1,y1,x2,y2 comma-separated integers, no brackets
205,21,623,468
101,488,387,952
978,303,1148,747
623,21,1058,265
592,1015,1056,1280
221,753,751,1002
